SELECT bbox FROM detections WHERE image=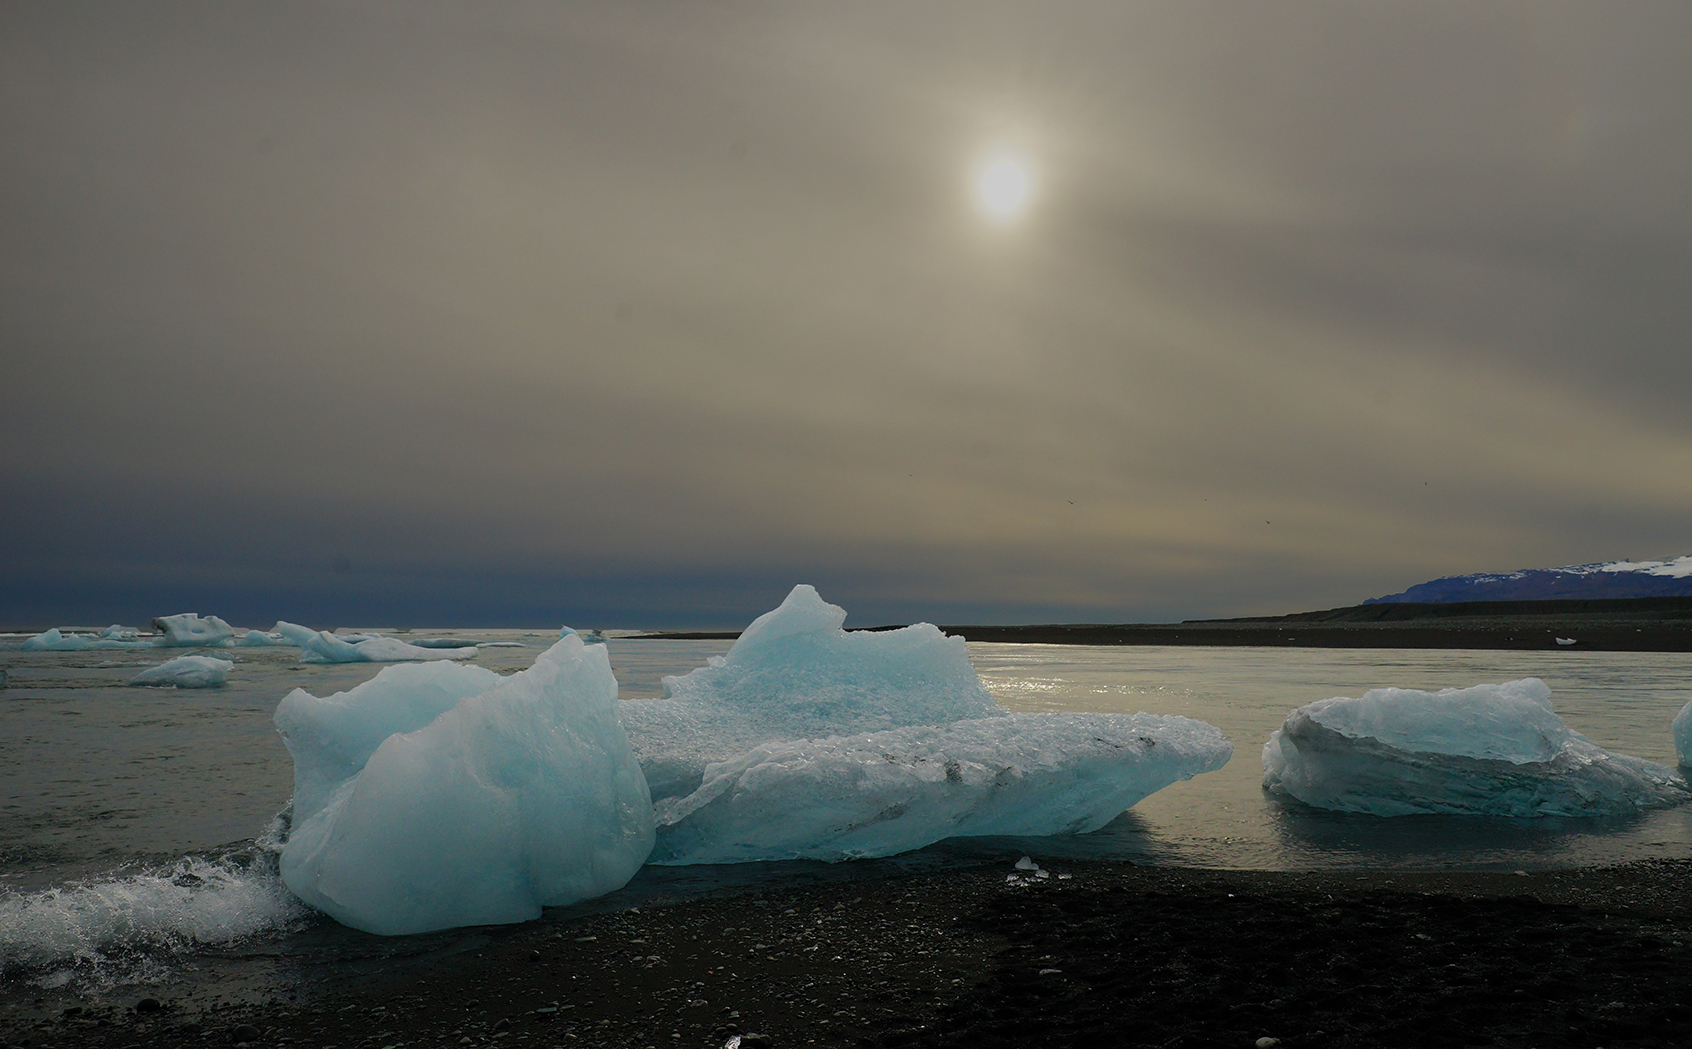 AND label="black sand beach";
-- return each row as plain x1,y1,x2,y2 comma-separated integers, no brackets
11,858,1692,1049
